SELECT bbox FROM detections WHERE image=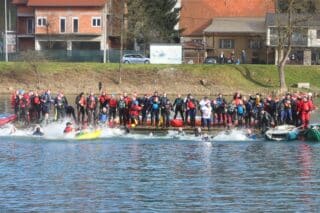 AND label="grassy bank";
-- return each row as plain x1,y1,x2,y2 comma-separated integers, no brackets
0,62,319,95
